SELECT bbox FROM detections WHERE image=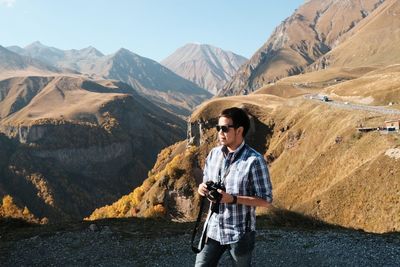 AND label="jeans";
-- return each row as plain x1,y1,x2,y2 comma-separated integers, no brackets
195,231,255,267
